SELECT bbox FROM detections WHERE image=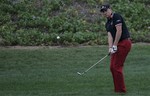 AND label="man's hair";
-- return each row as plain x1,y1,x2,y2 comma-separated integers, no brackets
100,4,110,12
